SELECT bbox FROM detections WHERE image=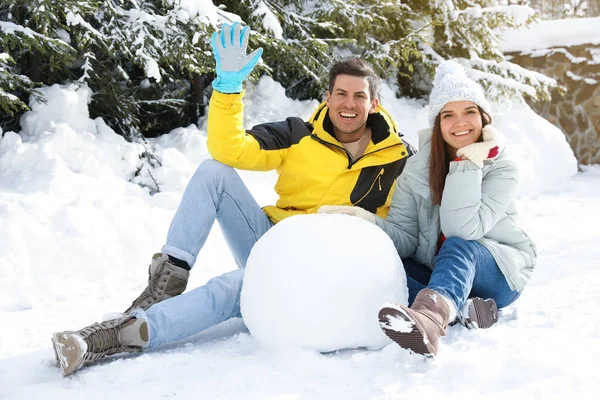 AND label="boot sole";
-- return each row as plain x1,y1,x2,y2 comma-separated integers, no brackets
51,332,86,376
52,339,60,366
378,307,435,356
464,298,499,329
